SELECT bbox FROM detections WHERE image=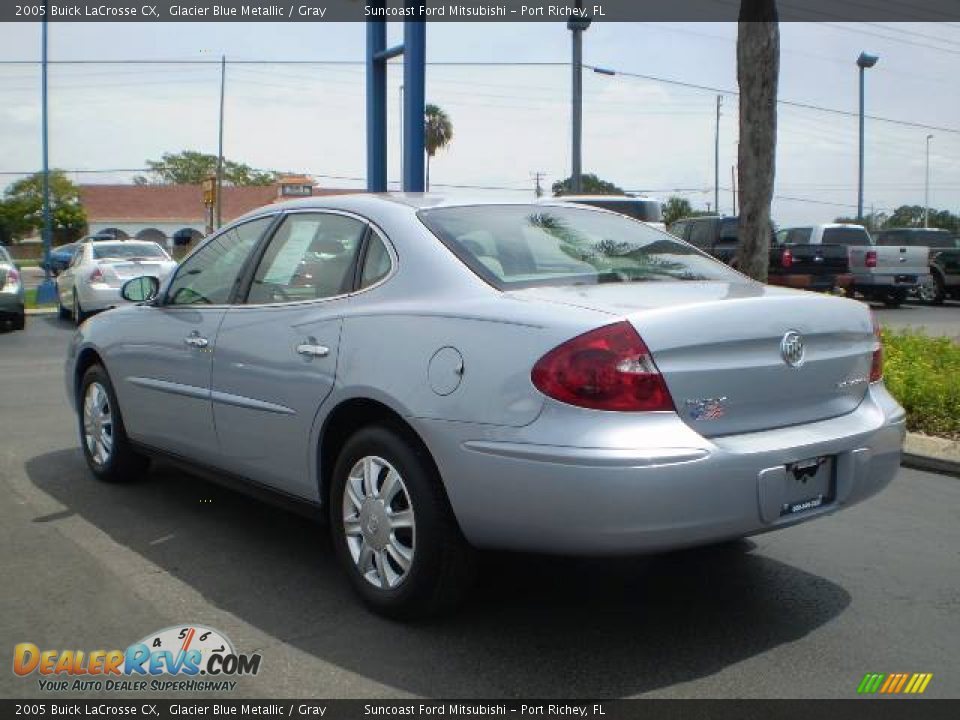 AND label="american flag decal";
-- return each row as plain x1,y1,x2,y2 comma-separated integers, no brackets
685,397,727,421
